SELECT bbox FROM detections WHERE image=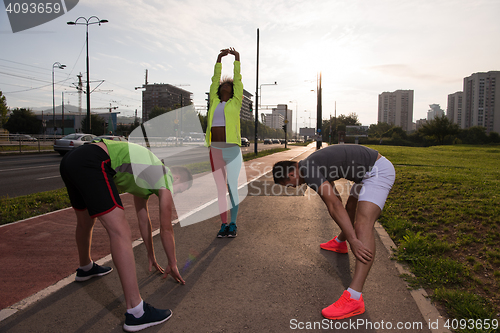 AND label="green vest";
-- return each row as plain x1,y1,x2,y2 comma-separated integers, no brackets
99,139,173,199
